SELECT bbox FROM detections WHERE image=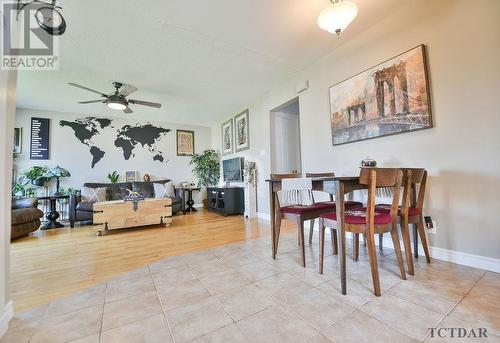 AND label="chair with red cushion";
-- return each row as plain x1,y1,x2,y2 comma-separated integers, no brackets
273,173,335,267
318,168,407,297
305,172,362,247
374,168,431,275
